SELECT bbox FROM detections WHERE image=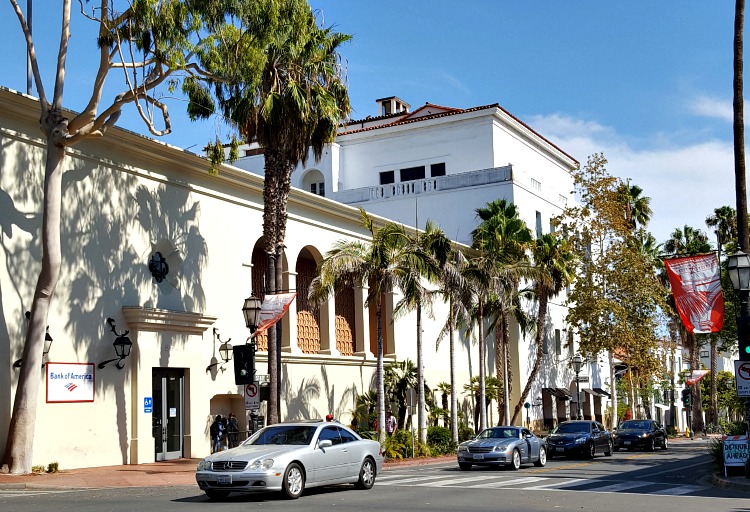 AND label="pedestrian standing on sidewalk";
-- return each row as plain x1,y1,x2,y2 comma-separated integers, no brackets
210,414,225,453
227,413,240,448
